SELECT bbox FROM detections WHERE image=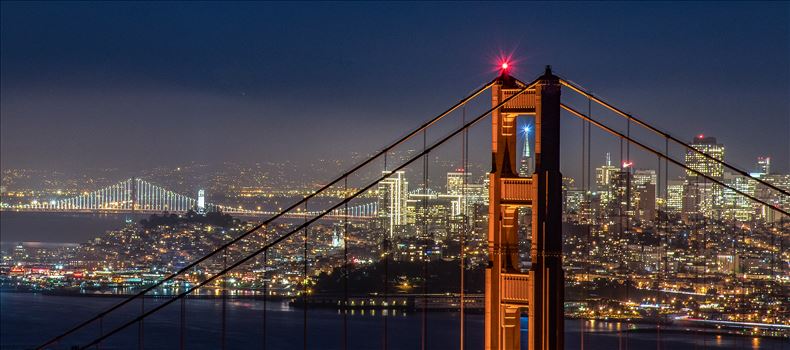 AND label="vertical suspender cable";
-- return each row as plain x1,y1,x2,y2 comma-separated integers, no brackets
304,201,309,350
262,249,268,350
383,152,389,350
619,137,624,245
693,170,701,349
625,118,631,350
139,294,144,350
586,99,592,345
458,106,469,350
459,106,467,350
343,177,349,350
180,293,185,350
661,136,669,349
421,129,429,350
618,135,624,350
98,316,103,350
655,152,661,350
705,174,710,348
580,98,588,350
222,247,227,350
